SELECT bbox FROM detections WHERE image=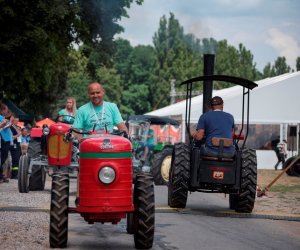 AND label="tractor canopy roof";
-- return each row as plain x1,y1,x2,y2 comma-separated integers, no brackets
128,115,180,126
180,74,257,89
